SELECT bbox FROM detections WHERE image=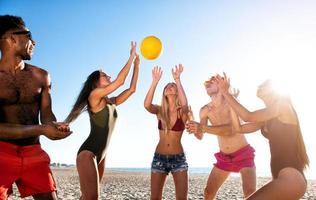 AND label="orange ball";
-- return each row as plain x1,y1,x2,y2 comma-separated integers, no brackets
140,36,163,60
